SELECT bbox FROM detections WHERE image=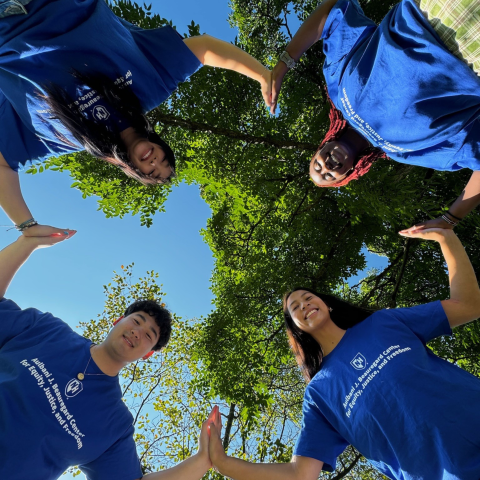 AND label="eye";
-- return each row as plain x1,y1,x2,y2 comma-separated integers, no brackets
292,305,298,312
306,296,312,300
146,334,151,341
134,319,139,325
